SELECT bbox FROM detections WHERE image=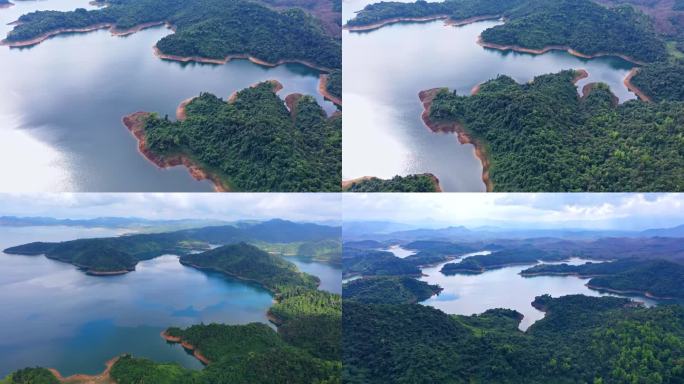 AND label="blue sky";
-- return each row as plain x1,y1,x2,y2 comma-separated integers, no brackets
343,193,684,230
0,193,341,223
